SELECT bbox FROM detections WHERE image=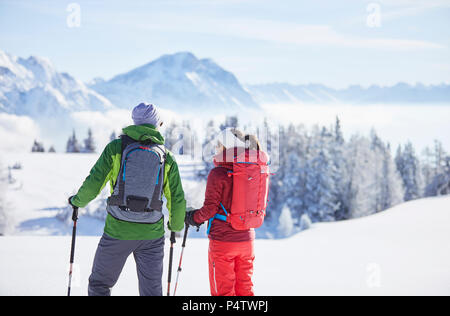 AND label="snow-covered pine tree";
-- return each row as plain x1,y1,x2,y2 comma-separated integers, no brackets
164,121,181,154
31,140,45,152
277,206,295,237
83,128,96,153
330,117,349,220
0,161,7,235
305,147,340,222
334,116,344,145
179,121,199,158
299,213,312,231
220,116,238,131
198,120,217,179
425,155,450,196
433,140,447,176
345,135,378,218
66,130,81,153
266,124,287,223
369,131,404,212
395,142,424,201
421,146,435,187
423,140,450,196
380,143,404,210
